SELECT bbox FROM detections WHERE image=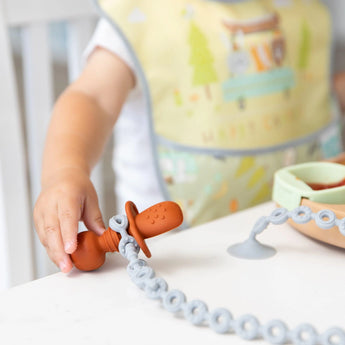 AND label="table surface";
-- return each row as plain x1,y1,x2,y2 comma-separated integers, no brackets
1,201,345,345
